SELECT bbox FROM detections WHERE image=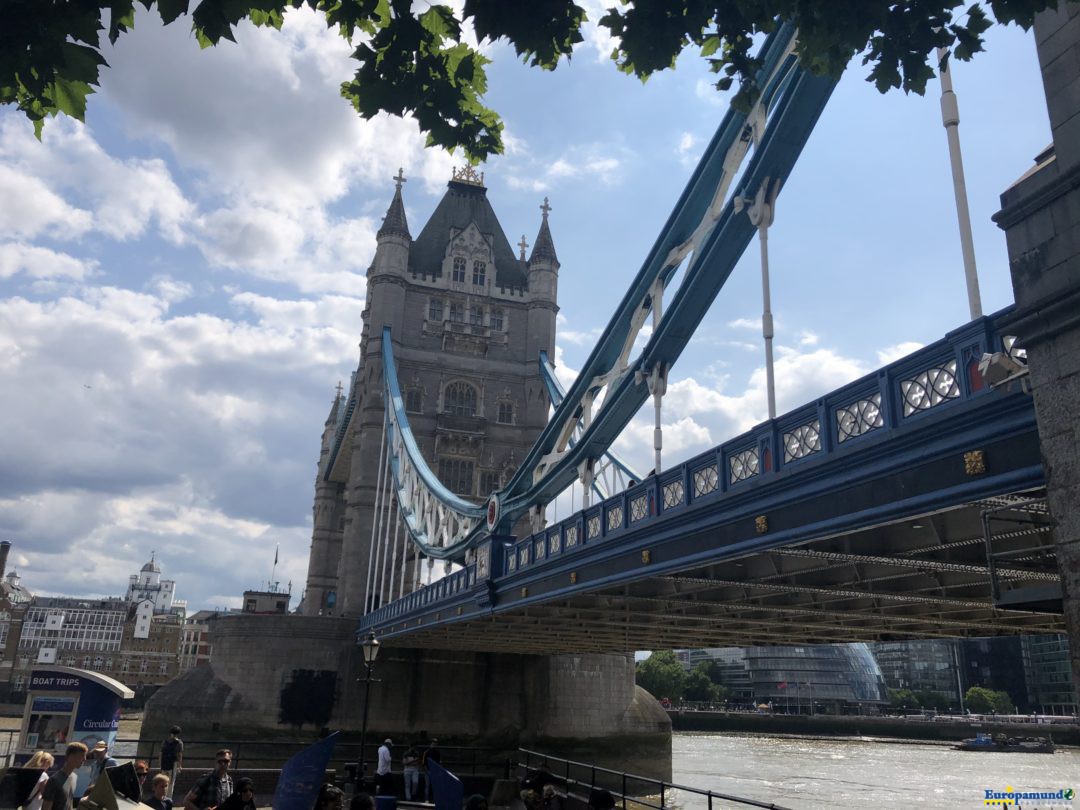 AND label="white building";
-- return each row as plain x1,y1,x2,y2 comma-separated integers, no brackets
125,555,180,614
